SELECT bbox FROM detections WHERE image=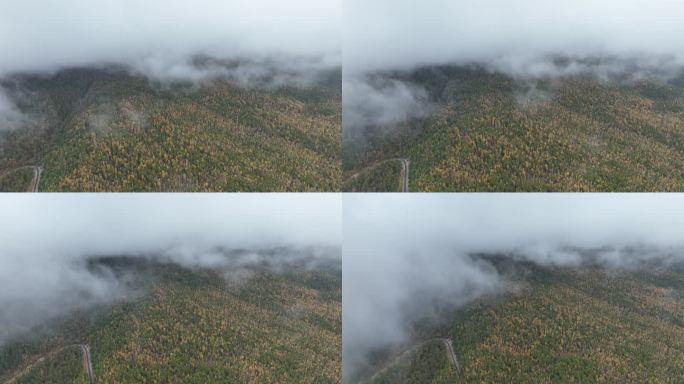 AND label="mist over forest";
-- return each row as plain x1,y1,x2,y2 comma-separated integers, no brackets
0,194,341,346
343,194,684,380
344,0,684,131
0,0,341,129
